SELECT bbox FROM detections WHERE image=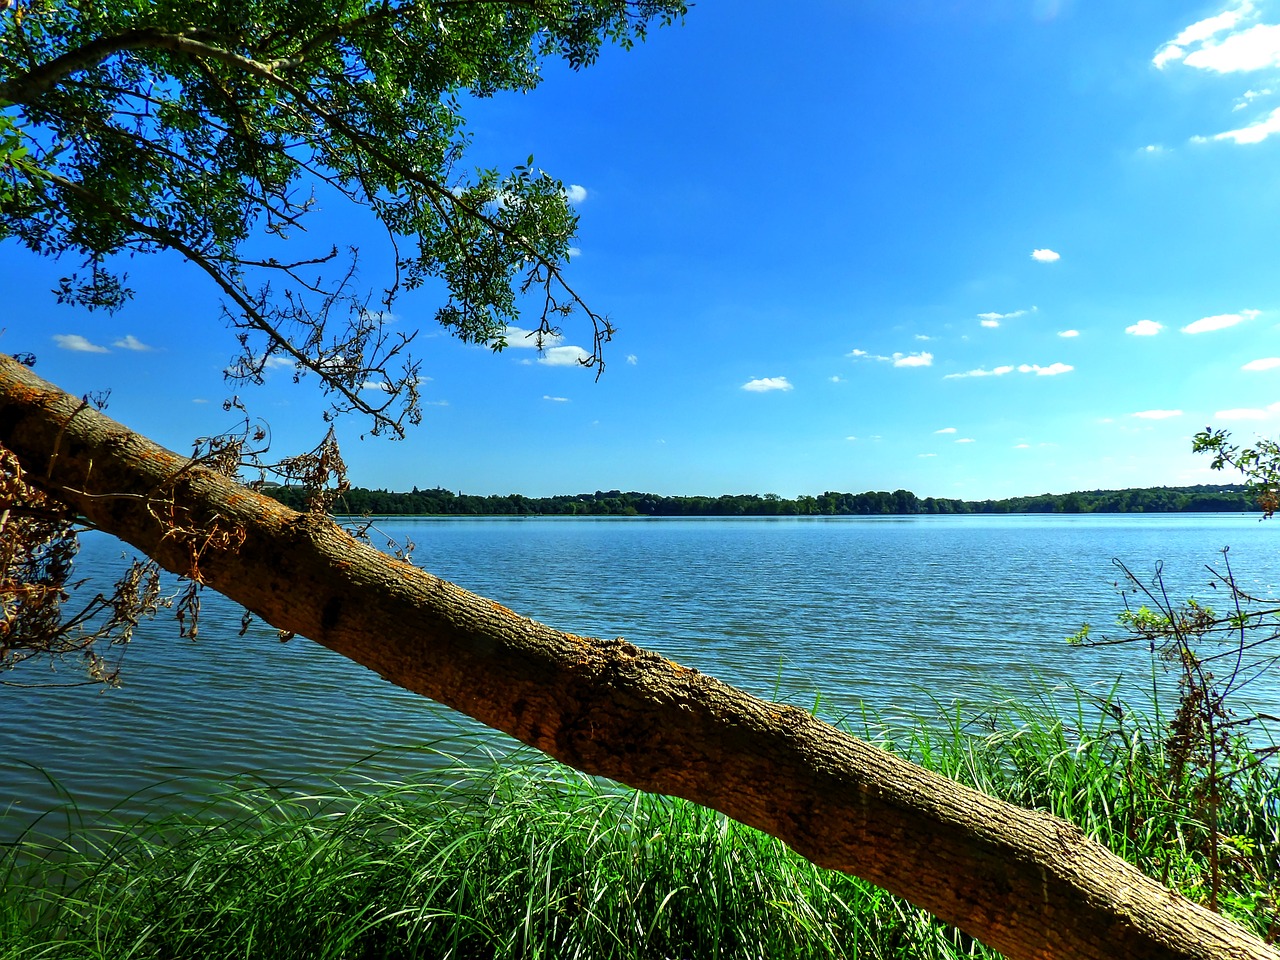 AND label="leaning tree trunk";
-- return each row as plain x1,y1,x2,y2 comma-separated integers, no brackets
0,354,1274,960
